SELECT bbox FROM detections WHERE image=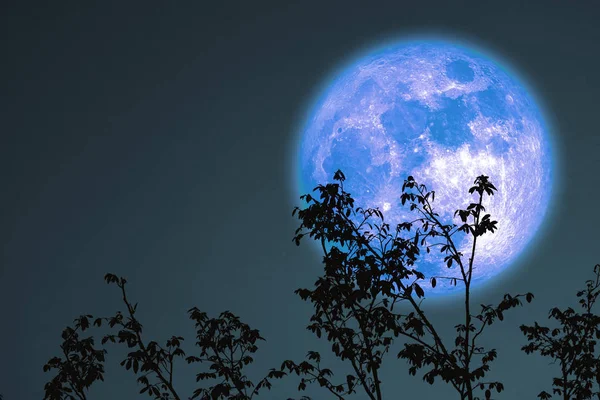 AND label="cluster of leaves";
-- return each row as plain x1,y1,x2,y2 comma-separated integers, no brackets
521,264,600,399
42,317,106,399
186,308,286,399
42,274,285,400
286,170,533,400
